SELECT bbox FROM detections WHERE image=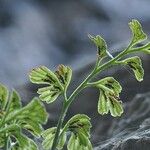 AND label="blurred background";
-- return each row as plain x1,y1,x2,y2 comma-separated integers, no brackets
0,0,150,87
0,0,150,149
